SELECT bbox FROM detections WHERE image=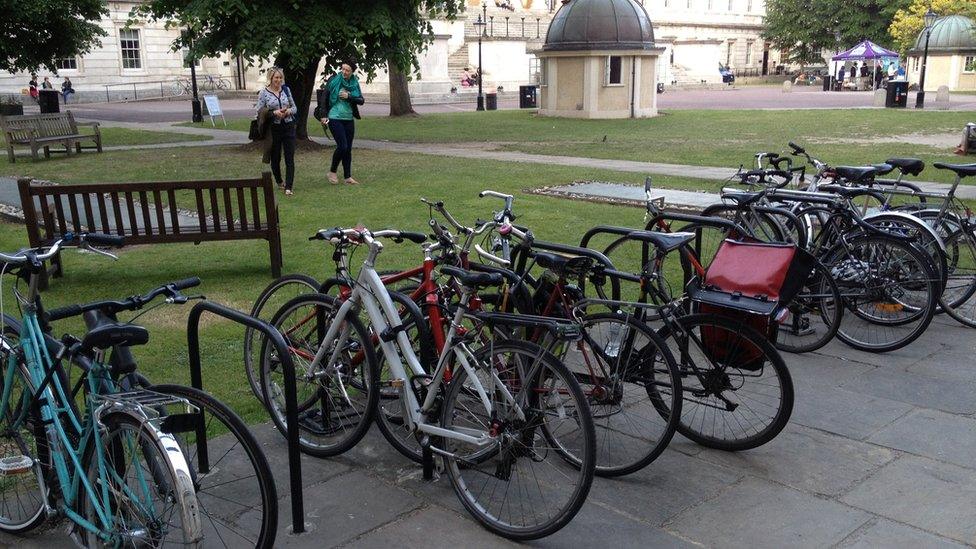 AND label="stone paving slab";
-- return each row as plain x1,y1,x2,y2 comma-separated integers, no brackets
344,505,517,549
868,408,976,470
694,424,895,497
666,476,871,547
790,385,914,441
841,367,976,415
838,518,968,549
840,455,976,544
